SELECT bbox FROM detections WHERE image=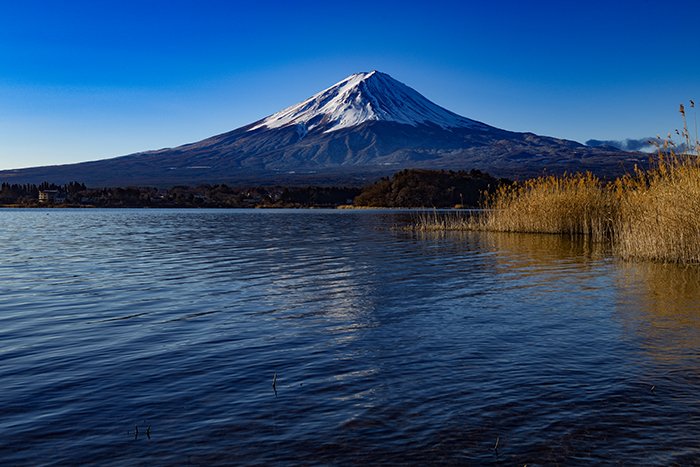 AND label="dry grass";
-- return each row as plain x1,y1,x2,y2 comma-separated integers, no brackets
414,101,700,264
614,154,700,262
414,210,476,231
479,172,615,242
415,172,617,243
